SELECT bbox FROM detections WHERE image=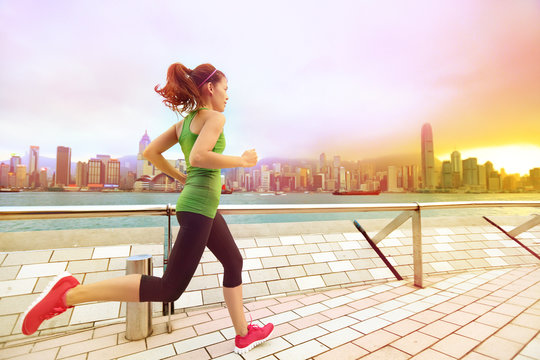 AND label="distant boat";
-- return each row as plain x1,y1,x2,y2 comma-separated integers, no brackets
221,185,233,194
332,190,381,195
